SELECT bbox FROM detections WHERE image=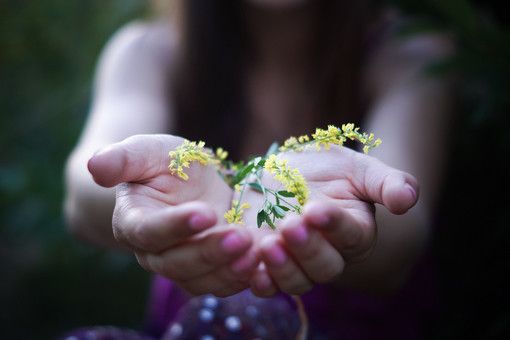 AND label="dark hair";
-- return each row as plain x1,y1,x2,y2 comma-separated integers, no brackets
172,0,380,159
